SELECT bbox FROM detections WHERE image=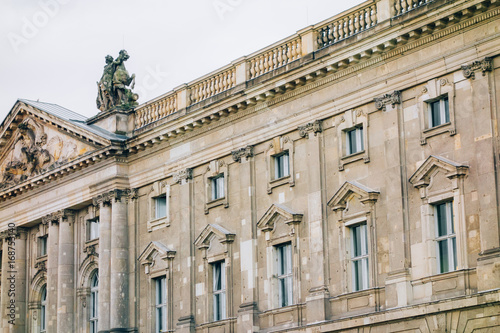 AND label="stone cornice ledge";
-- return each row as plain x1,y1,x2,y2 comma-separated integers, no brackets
125,0,499,156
